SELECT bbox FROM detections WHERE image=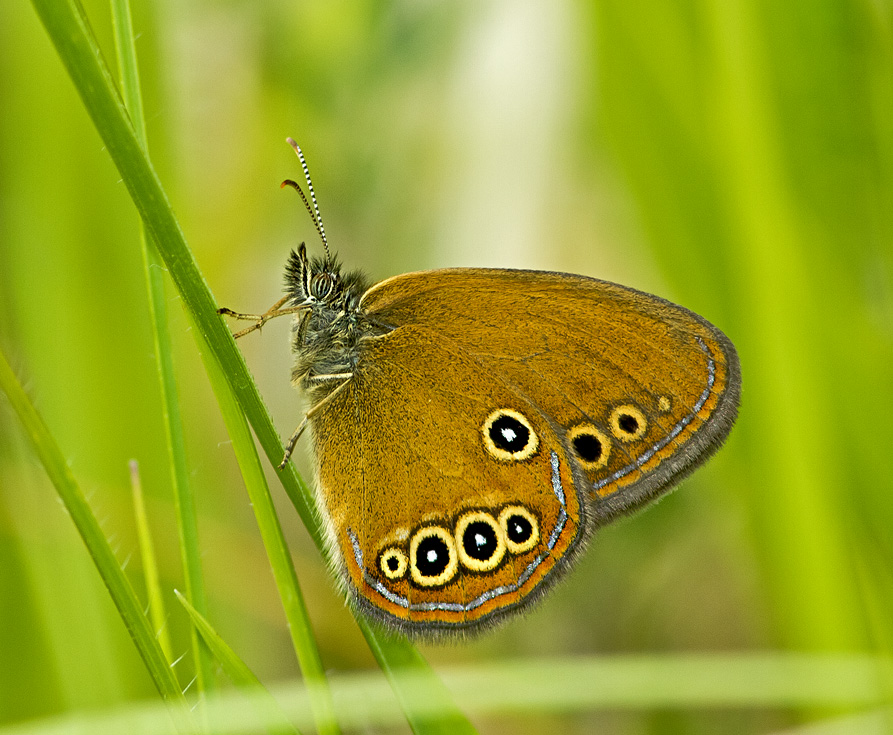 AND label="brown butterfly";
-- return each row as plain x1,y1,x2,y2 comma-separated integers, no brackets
220,139,741,637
